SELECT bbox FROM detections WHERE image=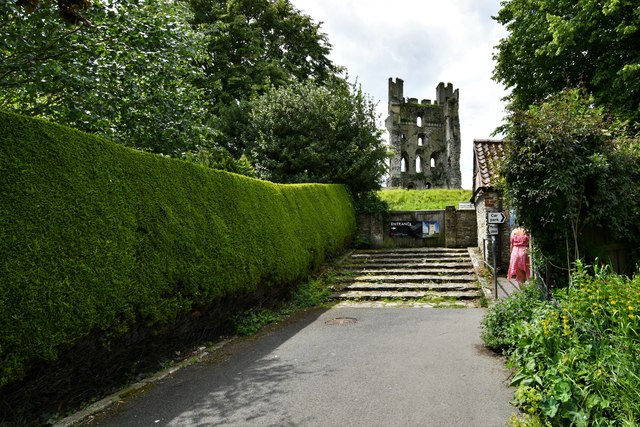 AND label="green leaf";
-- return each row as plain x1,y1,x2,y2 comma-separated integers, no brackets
554,380,572,402
541,396,560,418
